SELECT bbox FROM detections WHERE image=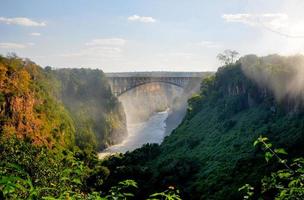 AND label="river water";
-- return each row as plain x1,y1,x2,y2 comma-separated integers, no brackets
98,110,169,159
